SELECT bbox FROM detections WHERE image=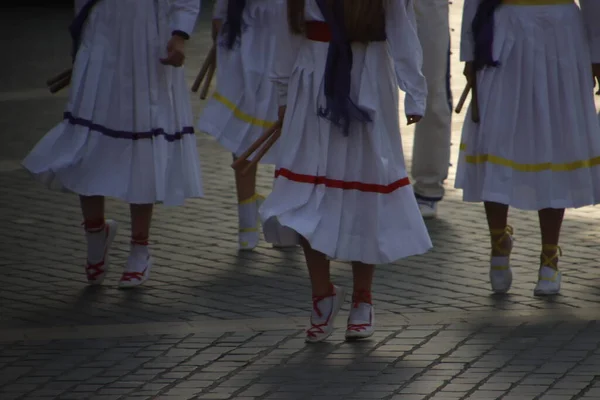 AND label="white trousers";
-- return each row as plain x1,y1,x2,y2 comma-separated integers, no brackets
412,0,452,201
